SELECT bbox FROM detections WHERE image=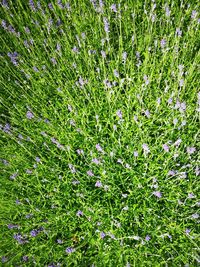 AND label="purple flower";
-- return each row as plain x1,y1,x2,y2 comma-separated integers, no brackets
8,52,19,66
176,28,182,37
36,157,40,162
153,191,162,198
3,123,11,133
192,213,199,219
165,6,171,17
134,151,138,157
174,138,181,146
68,164,76,173
22,256,29,262
145,235,151,241
114,69,119,78
13,233,26,244
160,39,166,48
8,224,19,229
101,50,106,58
66,247,75,254
29,0,36,11
162,144,169,152
51,58,57,65
95,180,102,187
72,180,80,185
103,17,109,33
110,4,117,12
187,147,196,155
96,144,104,153
100,232,106,239
185,228,191,235
92,158,100,164
1,256,8,263
1,20,7,29
16,199,21,205
76,210,83,217
143,75,149,85
191,10,197,19
144,110,150,118
87,170,94,176
179,79,184,87
26,111,34,119
142,143,150,154
30,230,38,237
10,172,18,180
116,109,122,119
72,46,79,53
77,149,84,155
188,192,195,199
